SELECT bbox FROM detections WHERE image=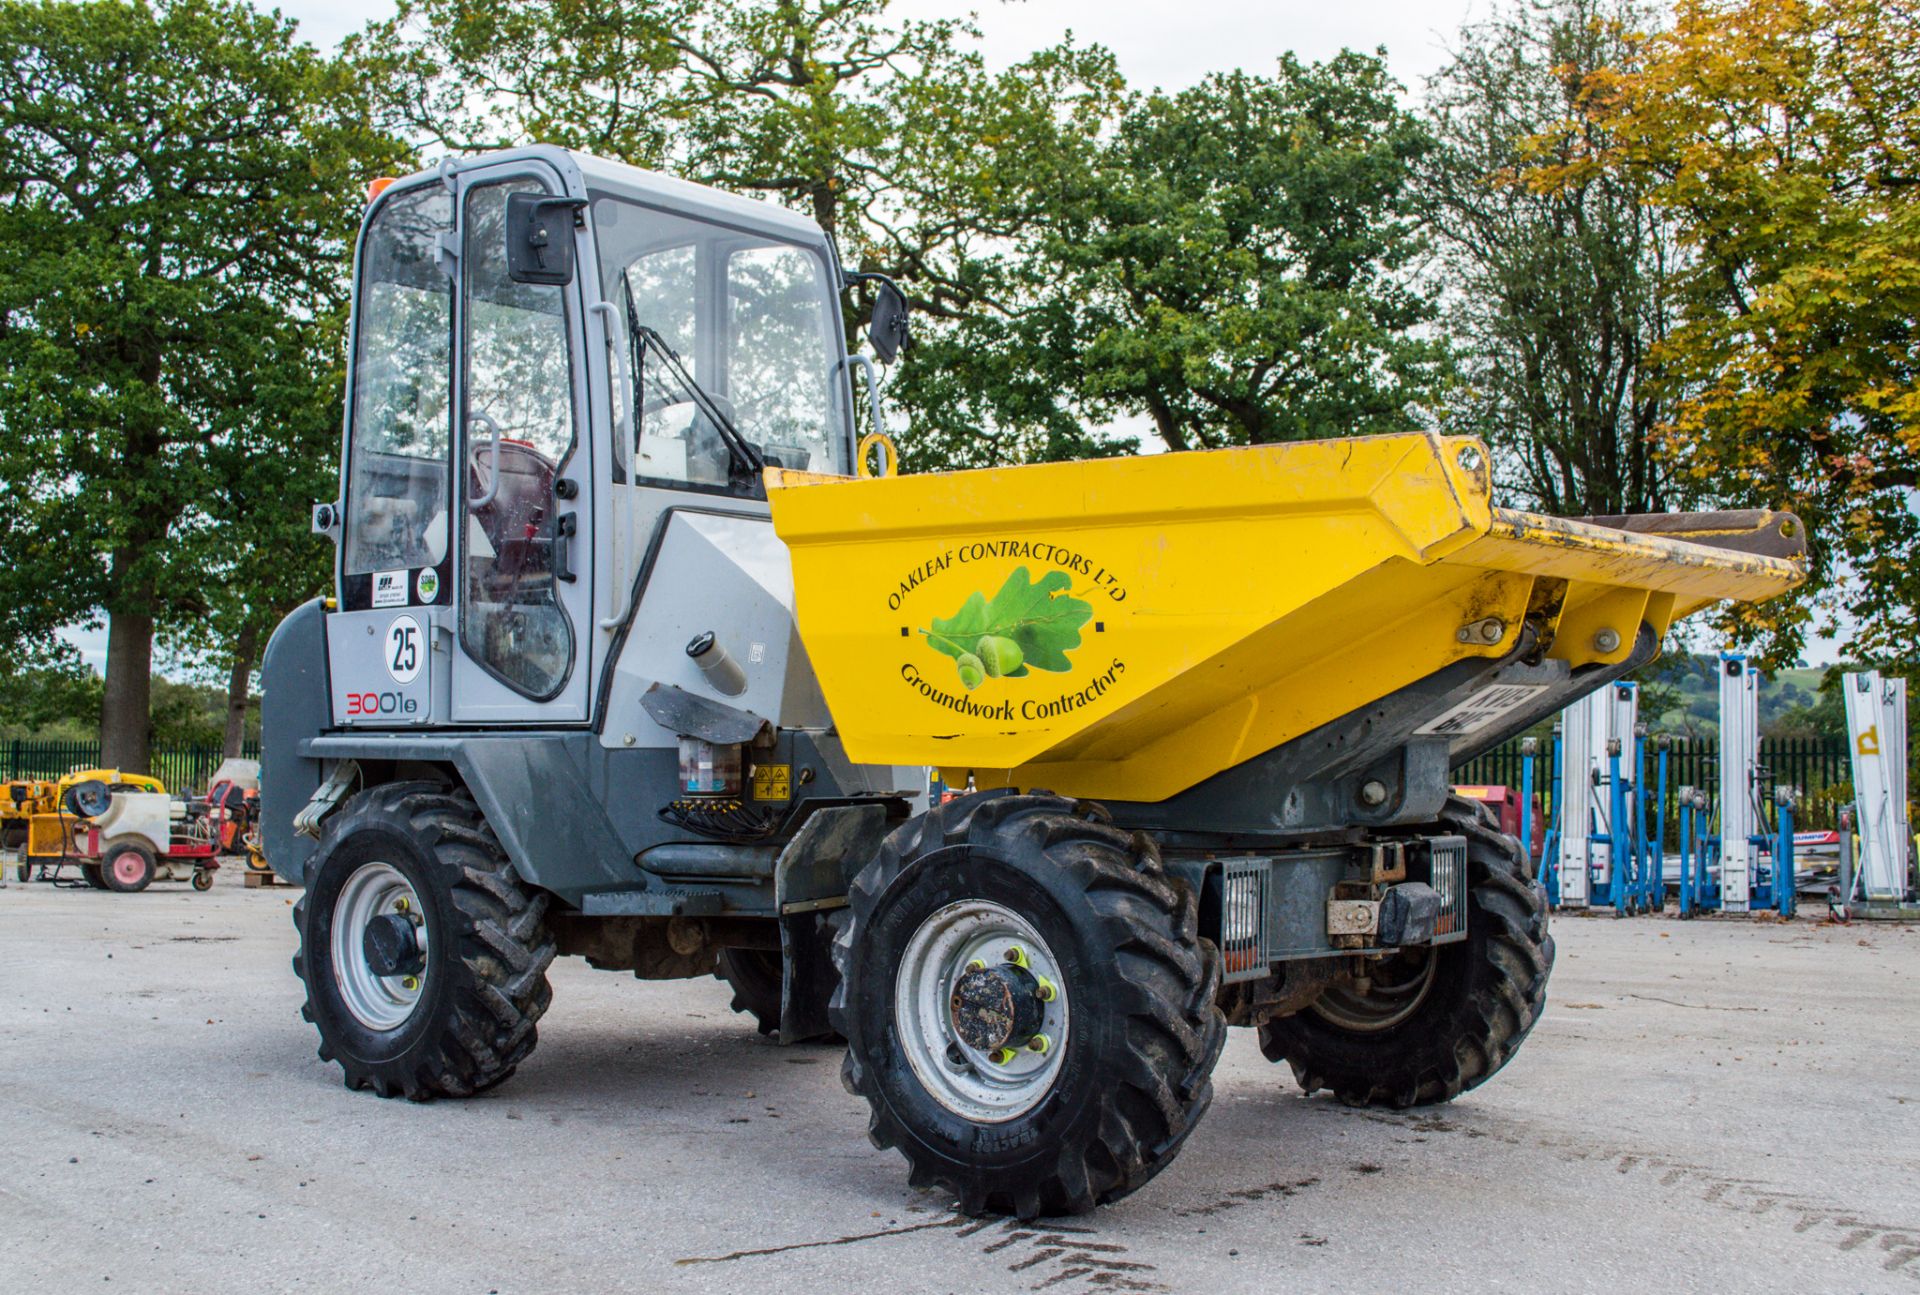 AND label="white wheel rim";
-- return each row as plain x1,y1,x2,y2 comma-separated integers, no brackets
894,899,1070,1123
331,861,428,1031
